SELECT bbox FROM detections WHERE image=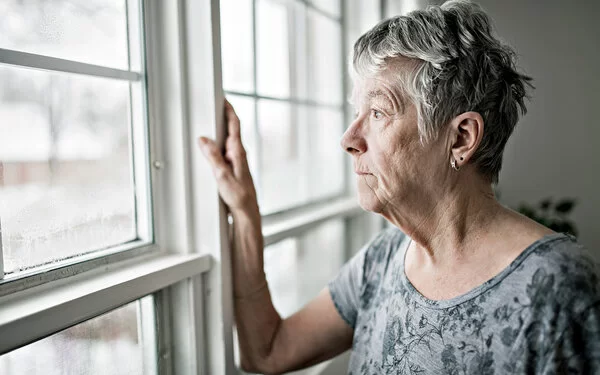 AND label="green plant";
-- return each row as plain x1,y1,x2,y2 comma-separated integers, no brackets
517,197,578,236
